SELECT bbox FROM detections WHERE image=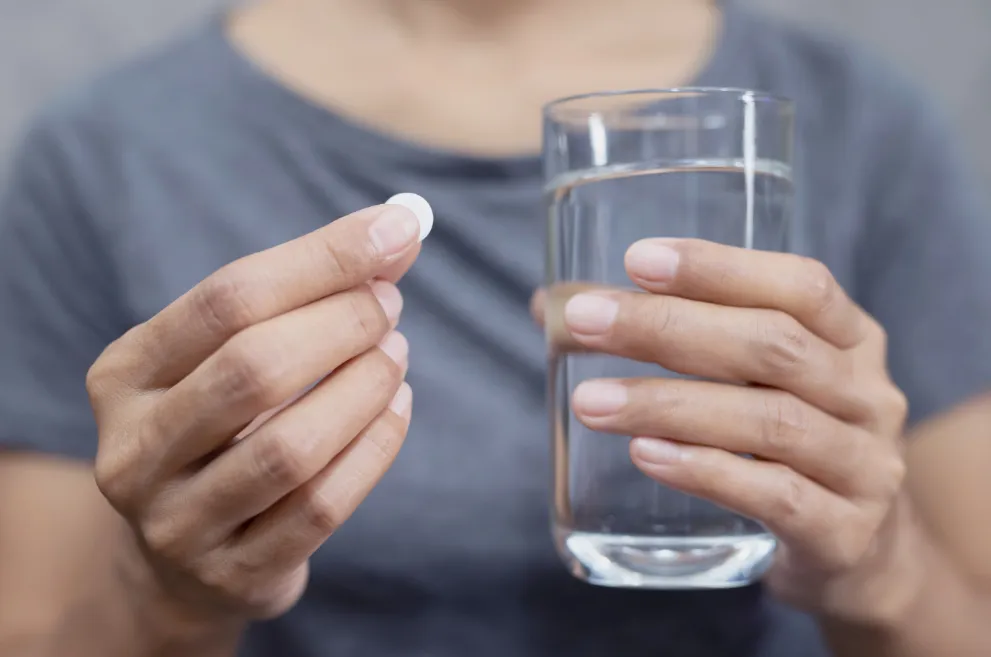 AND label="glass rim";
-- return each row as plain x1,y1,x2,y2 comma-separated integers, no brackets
543,87,794,119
